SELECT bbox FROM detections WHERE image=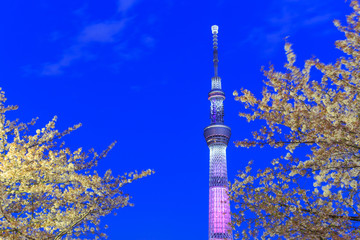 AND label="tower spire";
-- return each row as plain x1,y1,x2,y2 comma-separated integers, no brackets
212,25,219,77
